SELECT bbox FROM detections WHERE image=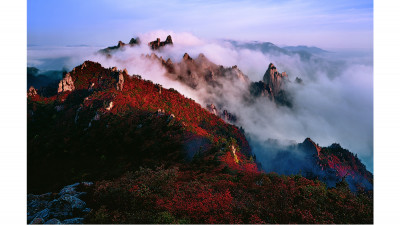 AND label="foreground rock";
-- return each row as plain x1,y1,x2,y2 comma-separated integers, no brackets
27,182,93,224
